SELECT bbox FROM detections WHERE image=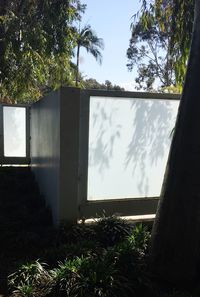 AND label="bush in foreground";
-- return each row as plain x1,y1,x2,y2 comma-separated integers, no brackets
7,217,198,297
